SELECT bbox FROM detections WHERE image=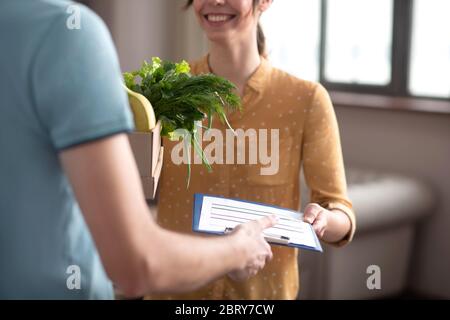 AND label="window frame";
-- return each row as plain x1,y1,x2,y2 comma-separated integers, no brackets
319,0,449,101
